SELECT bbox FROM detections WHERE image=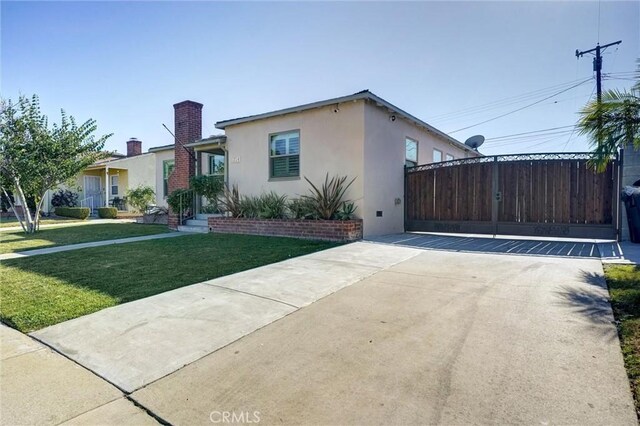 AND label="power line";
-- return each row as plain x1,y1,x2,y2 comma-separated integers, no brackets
485,131,577,148
562,82,597,152
427,77,593,122
432,92,593,126
485,125,576,141
447,79,593,134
